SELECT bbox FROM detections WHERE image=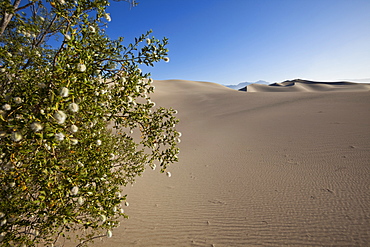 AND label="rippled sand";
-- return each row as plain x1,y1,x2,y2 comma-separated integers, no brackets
93,80,370,246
